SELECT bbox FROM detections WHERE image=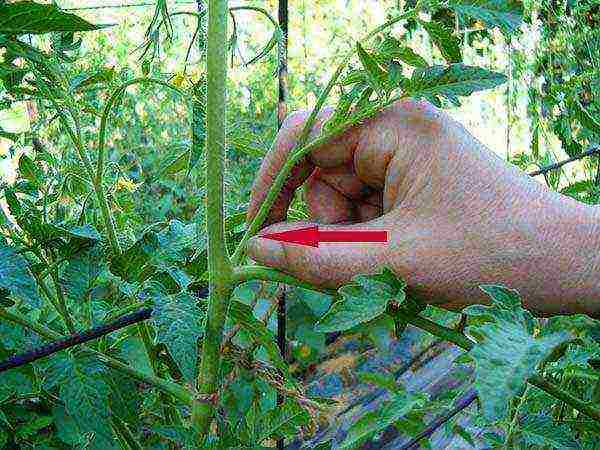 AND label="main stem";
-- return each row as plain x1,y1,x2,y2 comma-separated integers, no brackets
192,0,233,437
